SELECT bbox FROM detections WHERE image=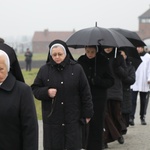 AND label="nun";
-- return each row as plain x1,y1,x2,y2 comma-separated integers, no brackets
31,39,94,150
0,38,24,82
0,50,38,150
